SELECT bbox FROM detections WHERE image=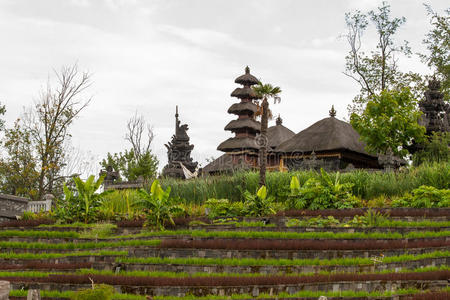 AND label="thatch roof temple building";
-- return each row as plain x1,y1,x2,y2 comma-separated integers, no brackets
201,67,383,175
275,106,380,171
